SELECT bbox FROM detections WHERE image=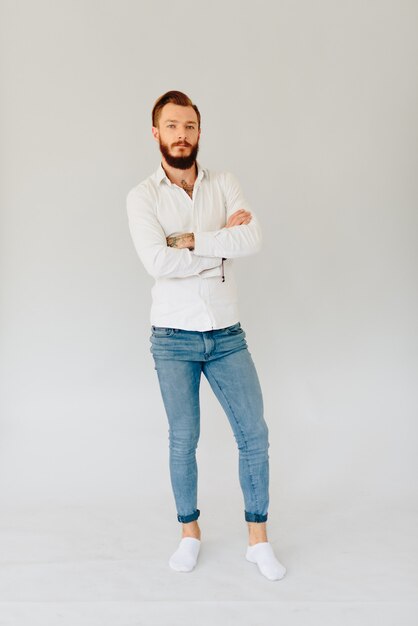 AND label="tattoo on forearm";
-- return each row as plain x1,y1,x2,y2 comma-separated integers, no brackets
167,233,194,249
167,235,182,248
